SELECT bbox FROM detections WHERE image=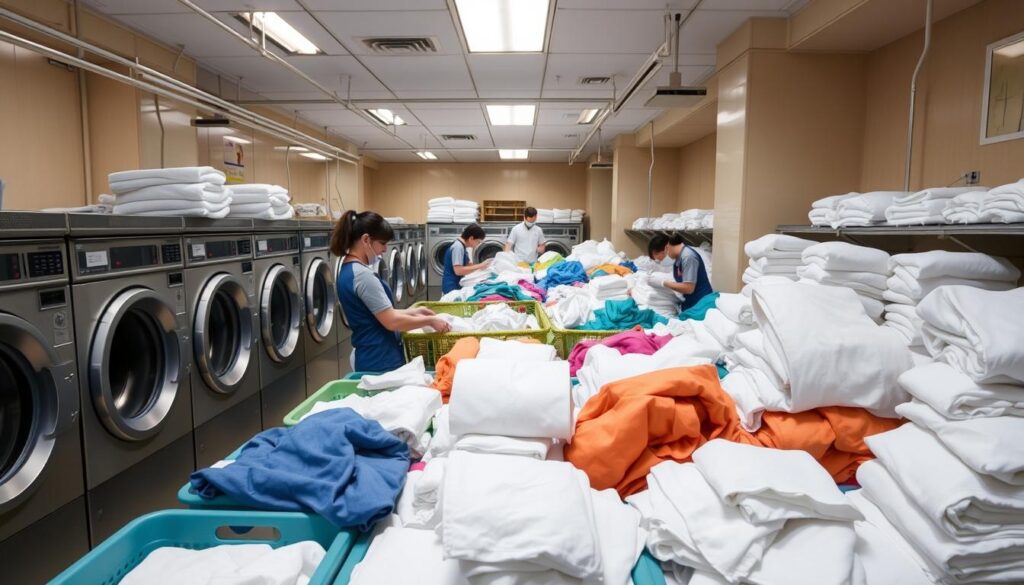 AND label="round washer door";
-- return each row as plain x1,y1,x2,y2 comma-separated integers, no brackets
544,241,570,257
304,257,337,344
476,240,504,263
405,246,418,297
416,244,427,295
0,313,76,512
194,273,253,394
260,264,301,363
430,242,450,278
388,248,404,305
89,288,183,442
